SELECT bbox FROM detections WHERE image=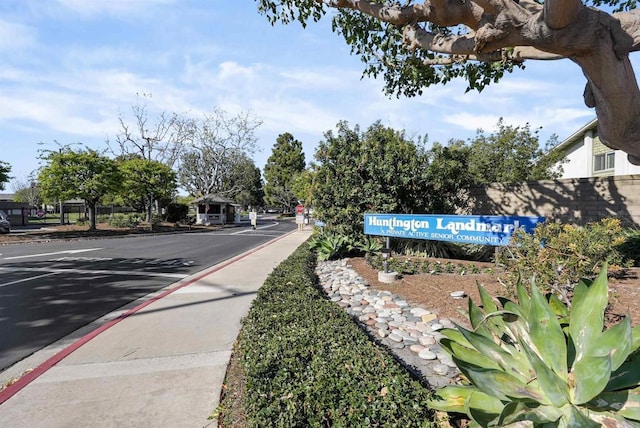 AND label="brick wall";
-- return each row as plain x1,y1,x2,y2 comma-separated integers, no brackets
465,174,640,226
